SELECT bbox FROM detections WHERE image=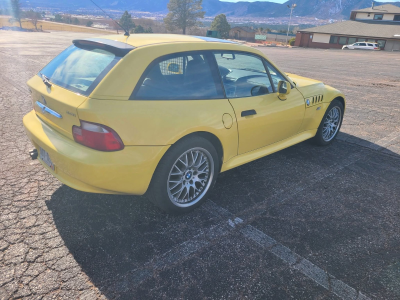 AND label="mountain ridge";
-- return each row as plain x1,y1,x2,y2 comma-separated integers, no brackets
7,0,400,19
